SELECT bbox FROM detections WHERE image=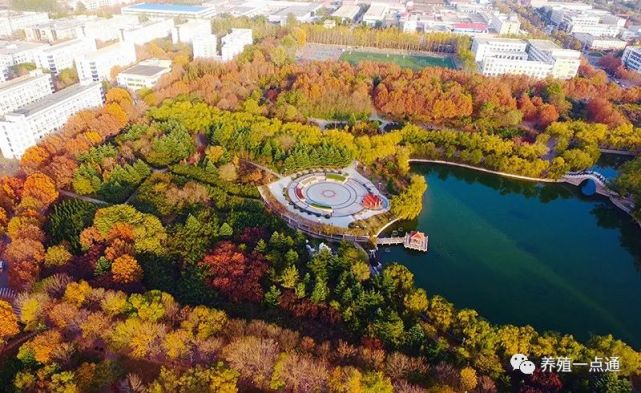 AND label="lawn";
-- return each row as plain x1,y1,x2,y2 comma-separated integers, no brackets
339,50,456,70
